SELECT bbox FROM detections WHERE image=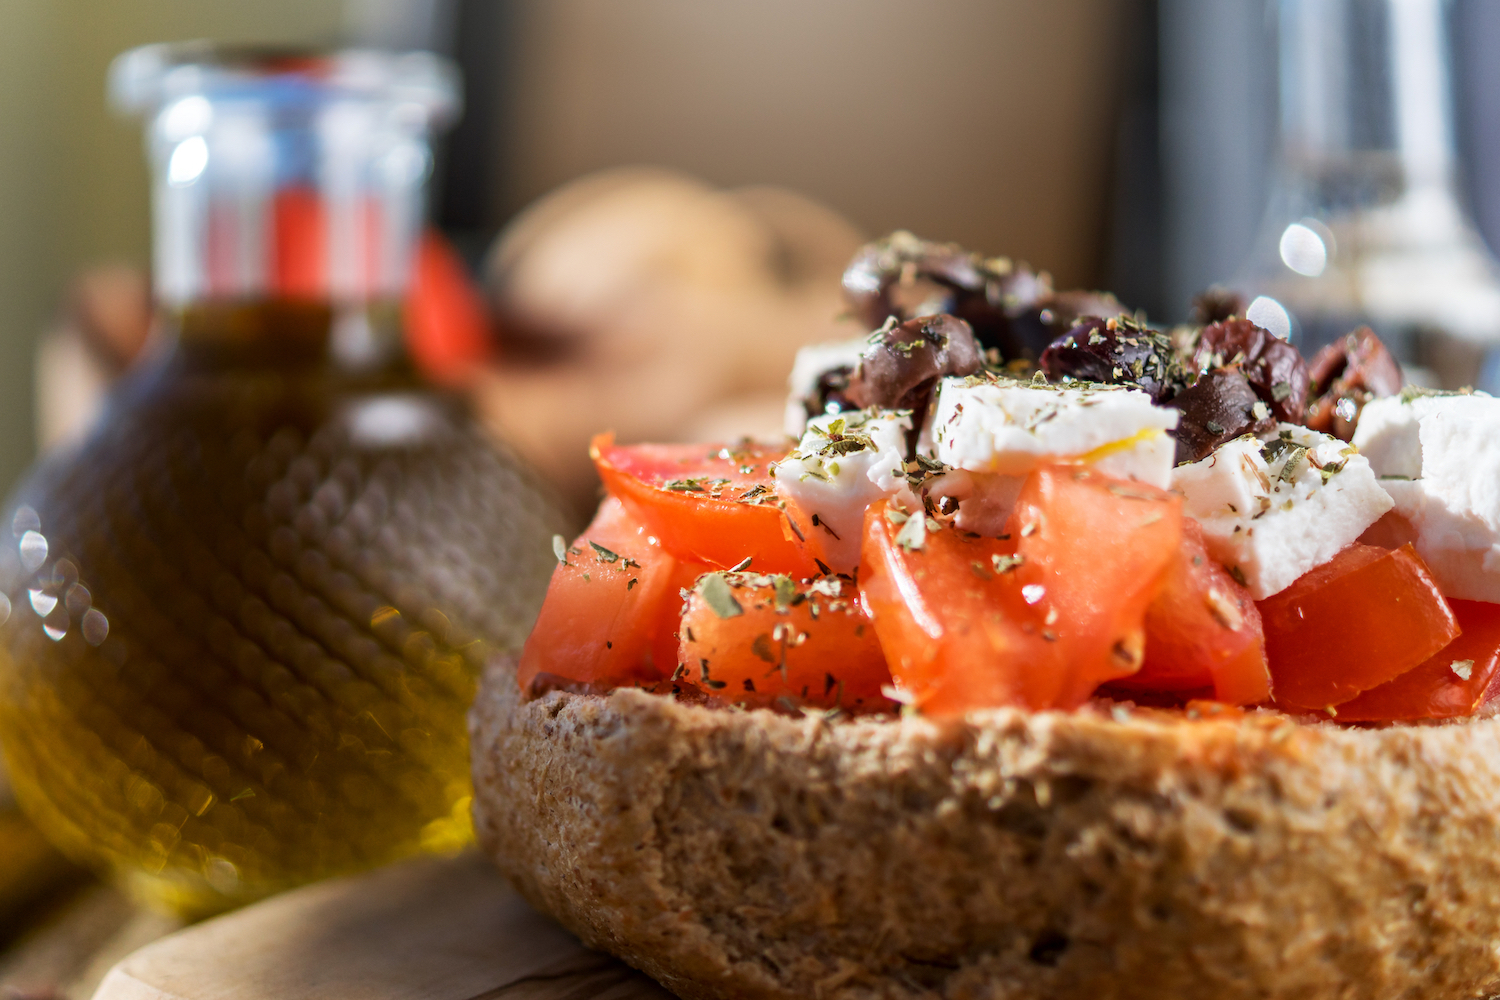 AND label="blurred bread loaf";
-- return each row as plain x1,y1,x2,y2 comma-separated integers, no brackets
476,168,864,512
